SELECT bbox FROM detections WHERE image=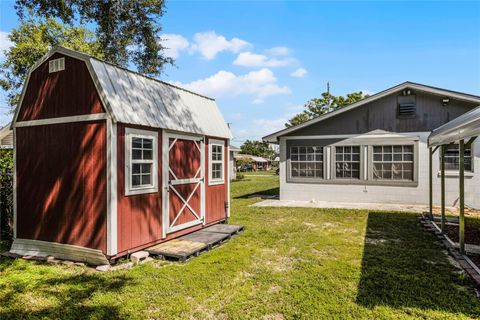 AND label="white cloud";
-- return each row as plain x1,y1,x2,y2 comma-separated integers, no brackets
0,31,12,59
233,51,295,68
290,68,308,78
173,68,290,103
161,34,189,59
189,31,250,60
265,46,291,56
